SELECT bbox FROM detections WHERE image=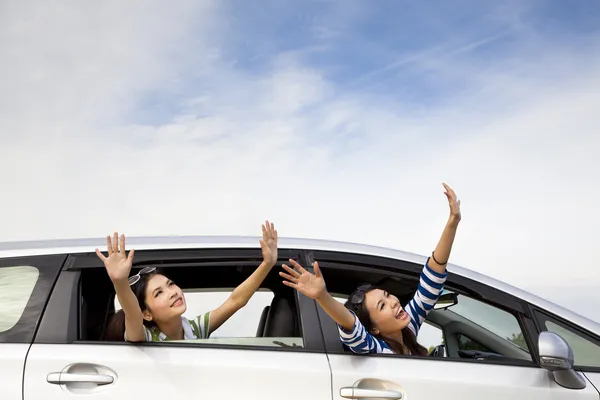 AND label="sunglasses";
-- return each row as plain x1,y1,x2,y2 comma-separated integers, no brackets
128,266,157,286
349,284,373,306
